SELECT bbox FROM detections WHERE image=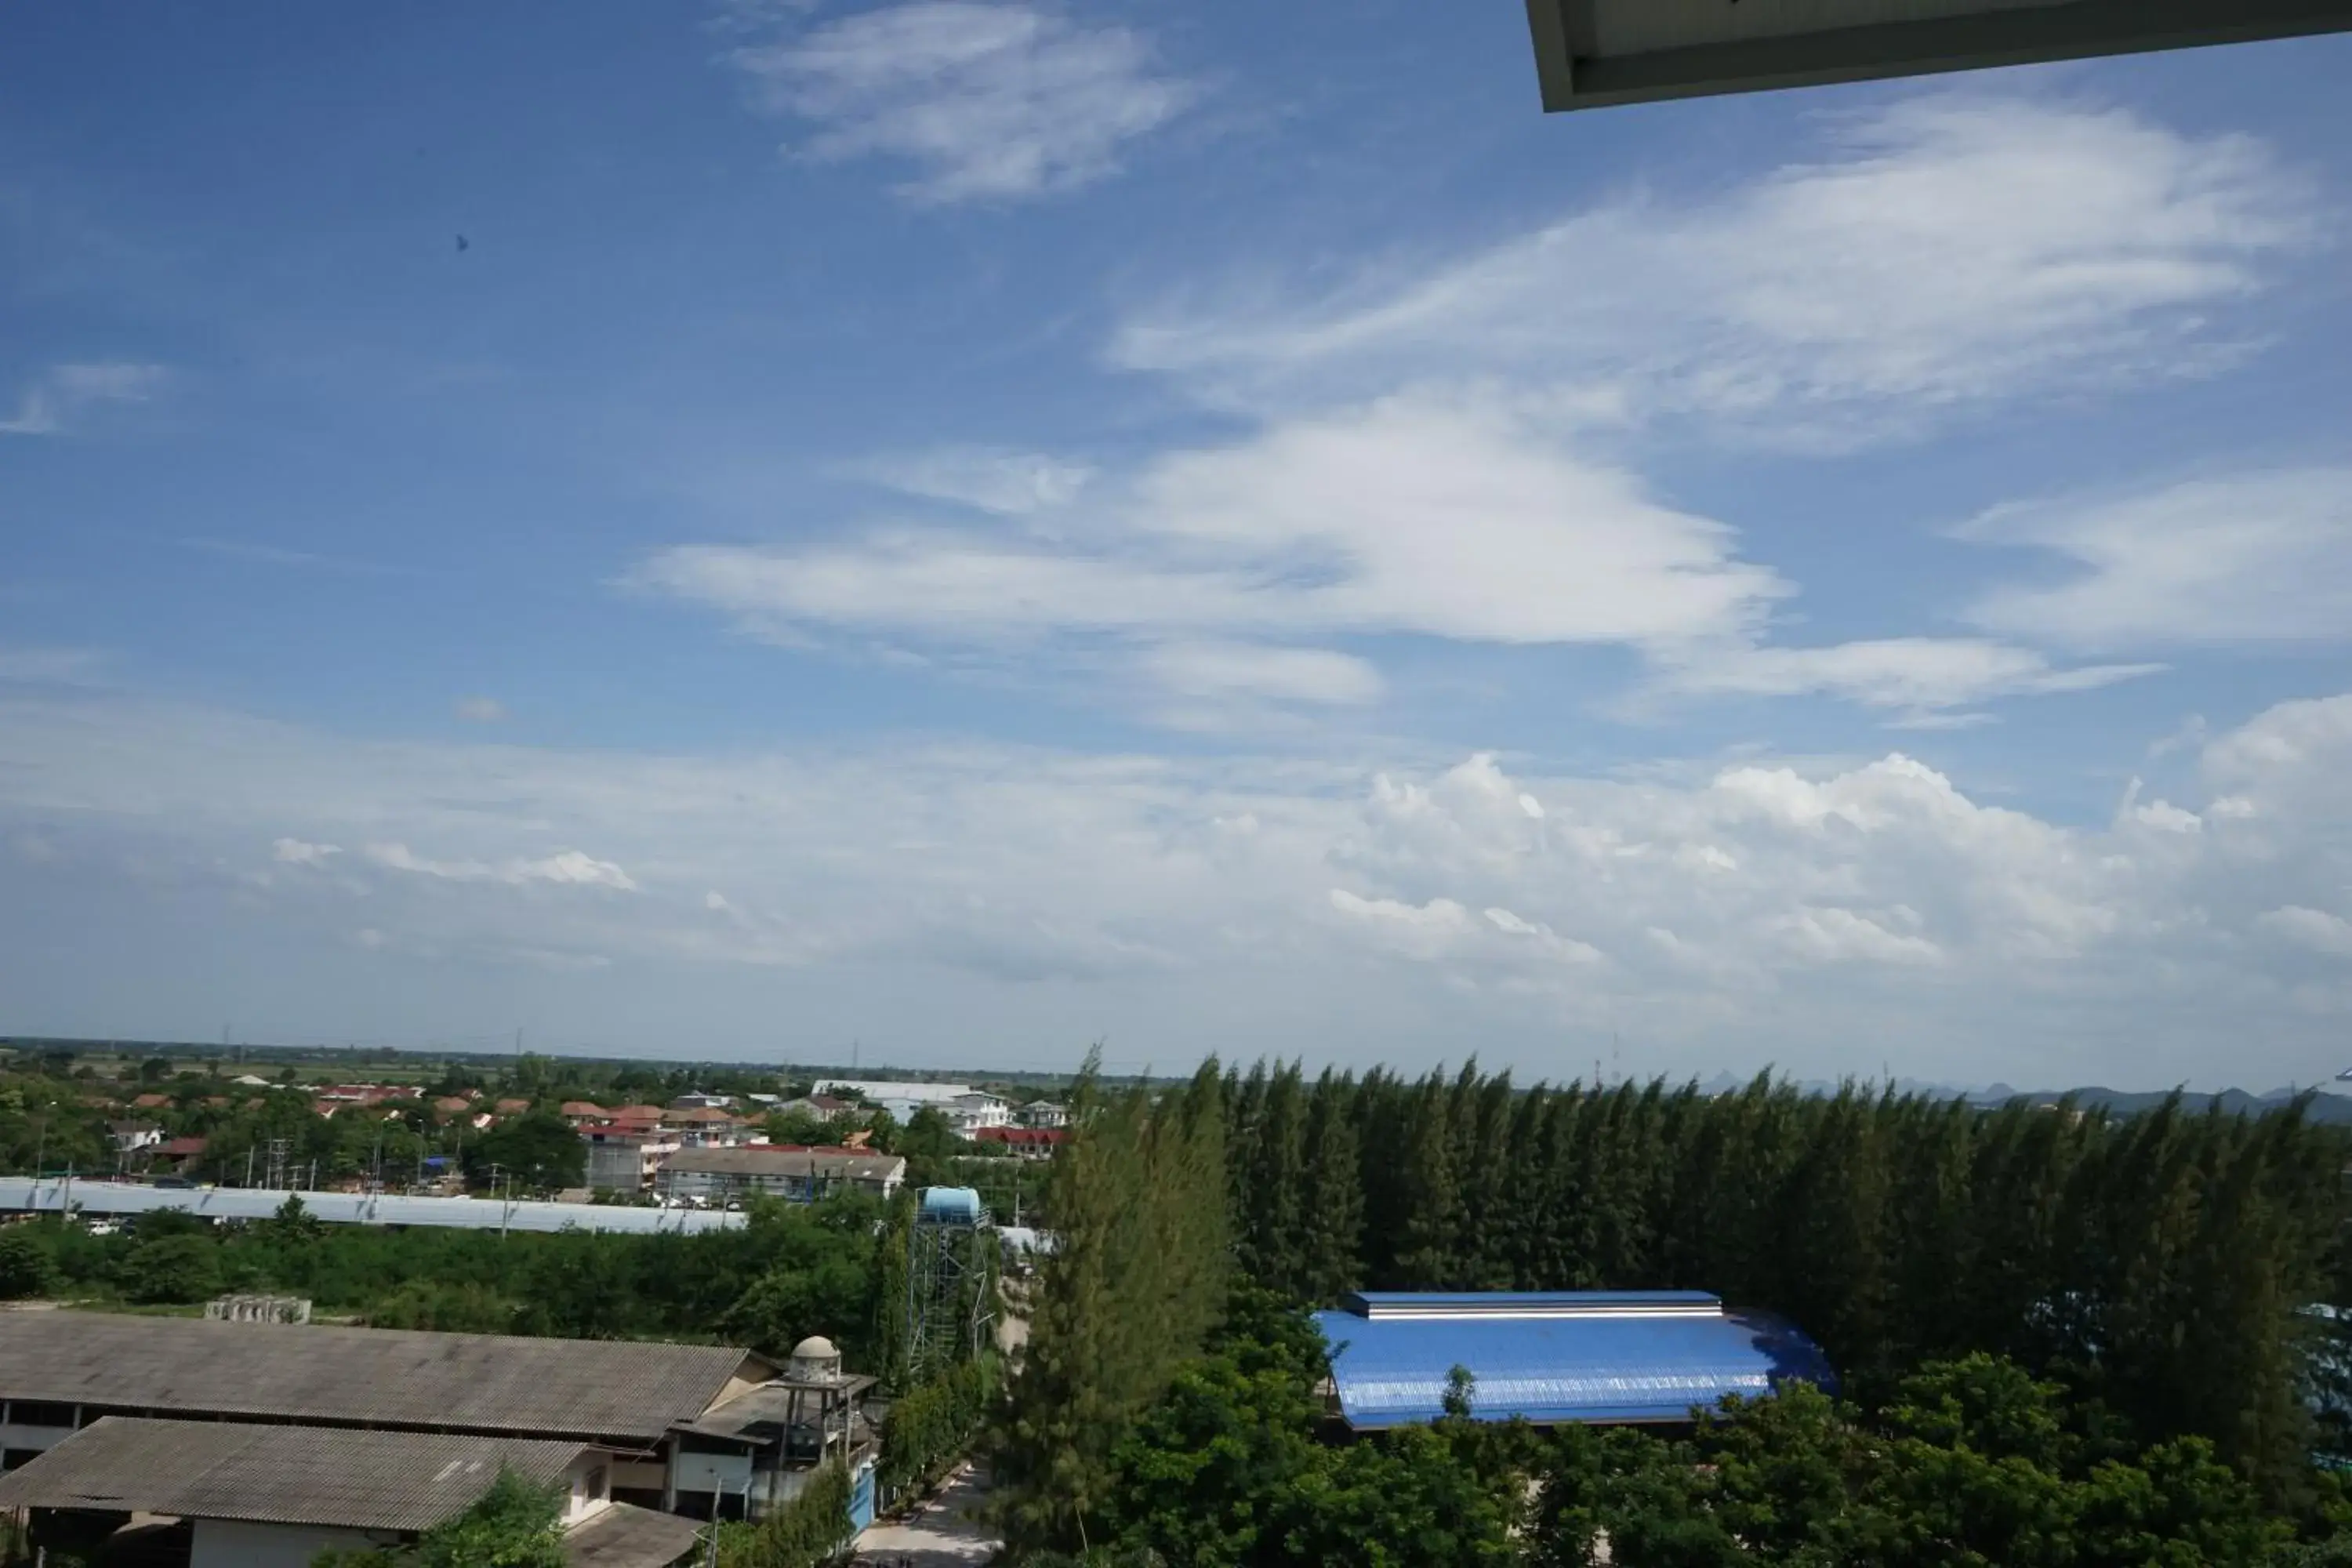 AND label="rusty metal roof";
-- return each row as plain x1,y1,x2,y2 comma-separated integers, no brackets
0,1312,766,1442
0,1417,583,1532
